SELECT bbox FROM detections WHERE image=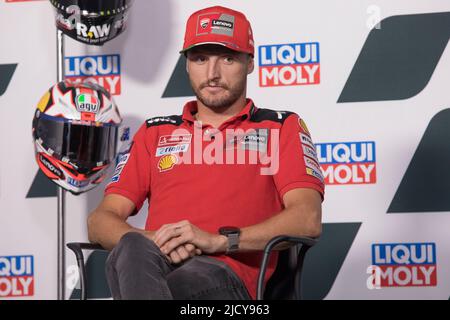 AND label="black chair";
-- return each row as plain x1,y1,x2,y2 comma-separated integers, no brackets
67,235,317,300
